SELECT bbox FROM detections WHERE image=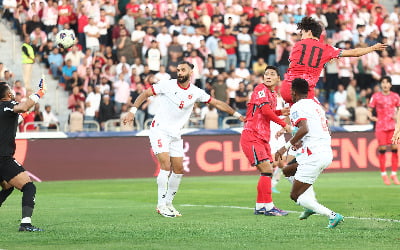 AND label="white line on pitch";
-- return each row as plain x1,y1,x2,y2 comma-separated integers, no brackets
181,204,400,223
